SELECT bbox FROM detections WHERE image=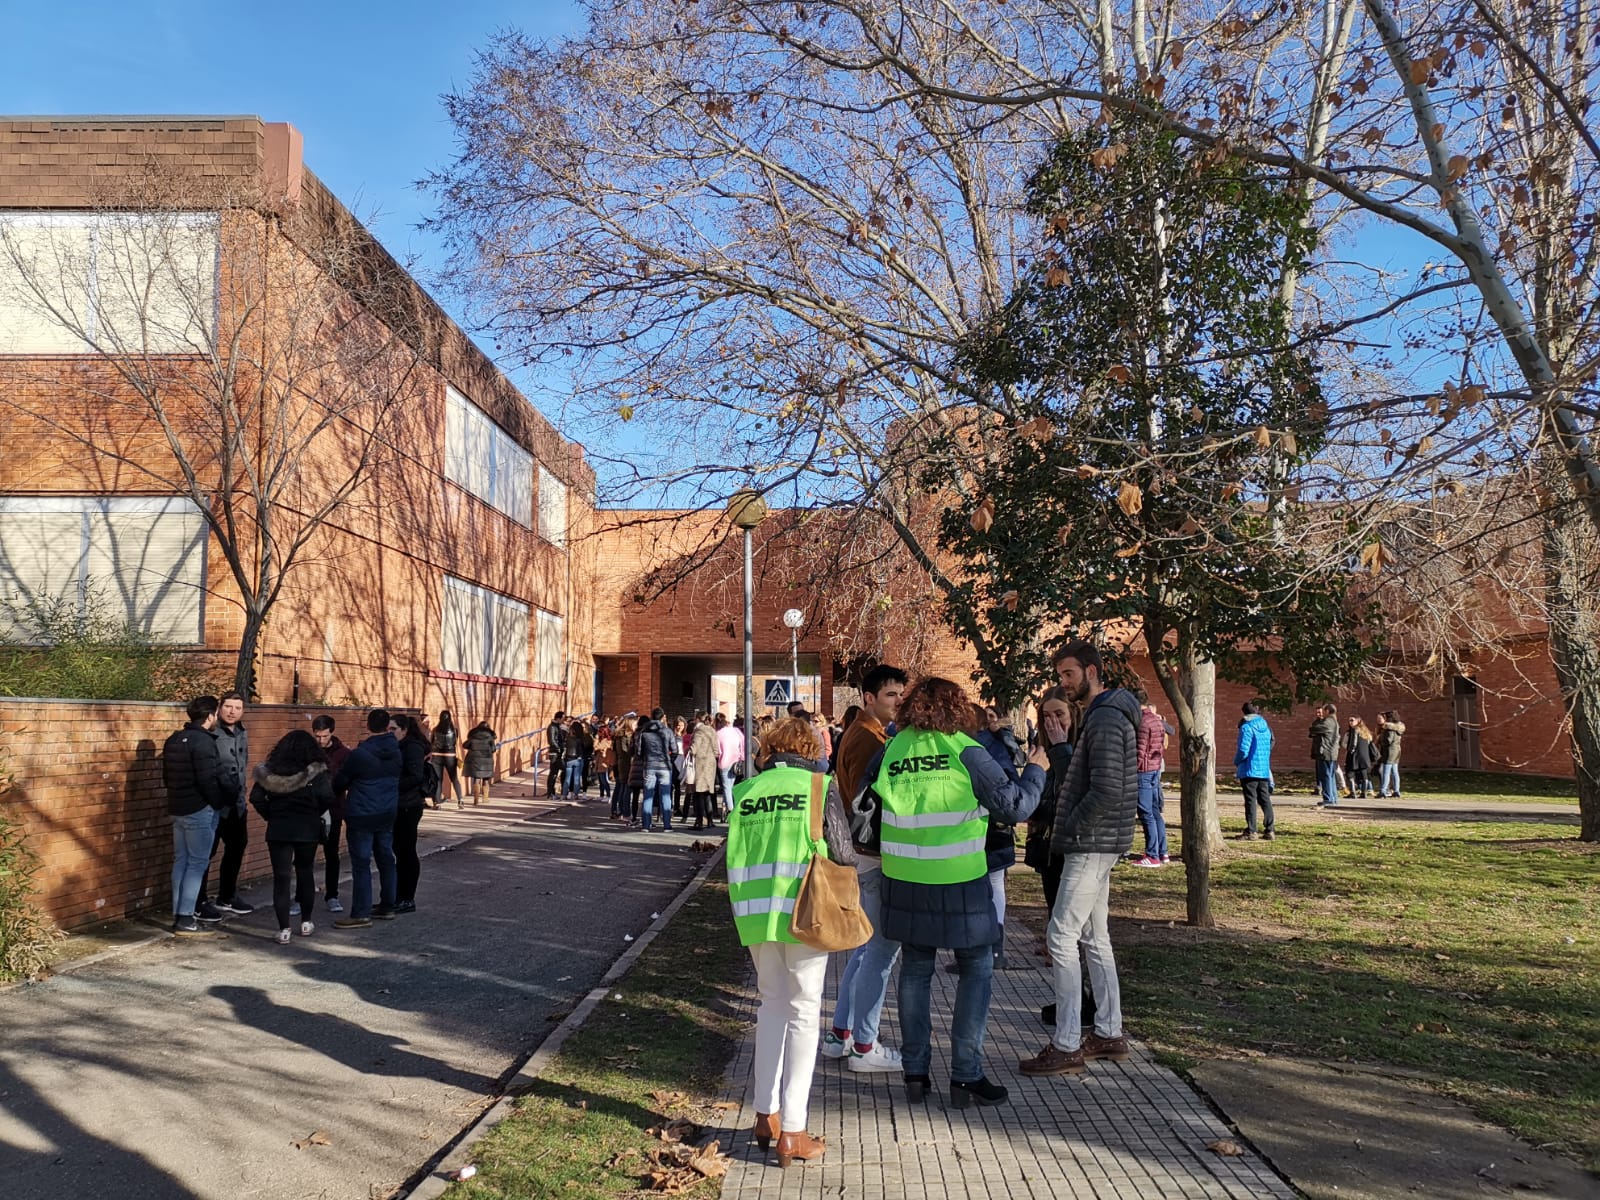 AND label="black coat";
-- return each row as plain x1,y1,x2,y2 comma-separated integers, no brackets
1049,689,1141,858
249,763,333,844
634,718,675,769
162,721,228,816
397,734,430,810
1344,729,1376,772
